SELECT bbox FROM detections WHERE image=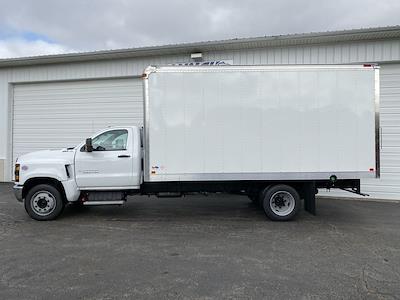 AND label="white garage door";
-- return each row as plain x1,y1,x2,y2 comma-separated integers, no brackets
362,64,400,199
13,78,143,164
